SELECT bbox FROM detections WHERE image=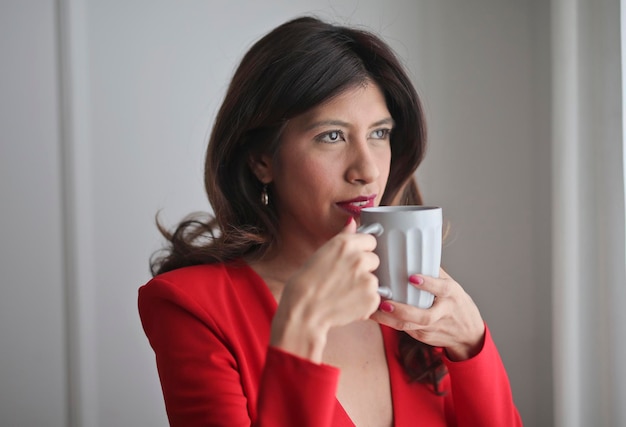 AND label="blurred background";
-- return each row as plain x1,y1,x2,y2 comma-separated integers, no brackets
1,1,624,426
